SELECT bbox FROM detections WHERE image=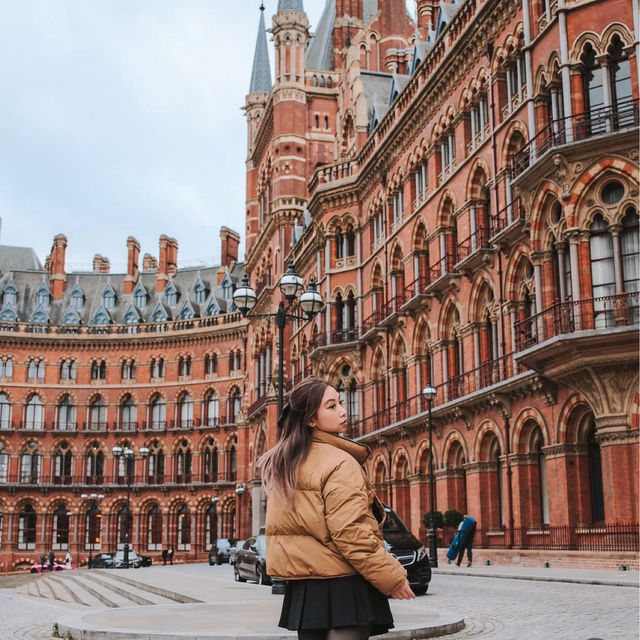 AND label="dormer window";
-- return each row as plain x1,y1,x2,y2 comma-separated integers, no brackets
2,282,18,307
133,283,148,309
102,285,116,310
221,277,232,301
164,282,178,307
35,283,51,308
194,280,207,304
70,285,84,310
